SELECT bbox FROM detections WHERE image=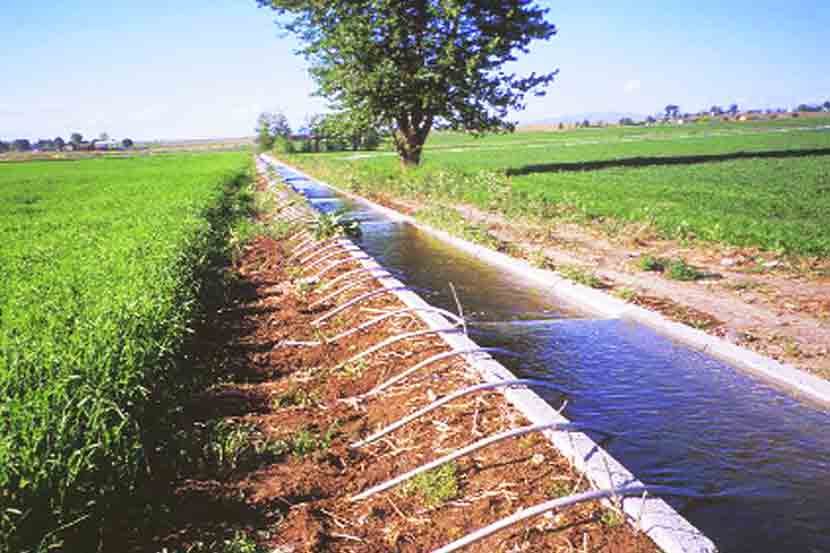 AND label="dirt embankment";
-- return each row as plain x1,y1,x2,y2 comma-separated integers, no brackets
103,180,659,552
349,187,830,382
